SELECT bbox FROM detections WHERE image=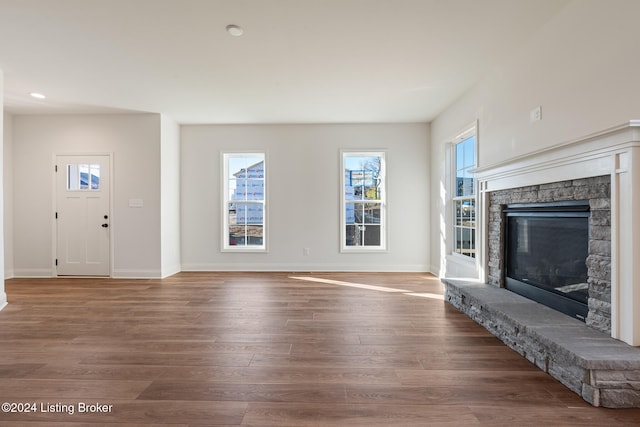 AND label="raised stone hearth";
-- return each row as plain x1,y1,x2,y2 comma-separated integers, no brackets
443,278,640,408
